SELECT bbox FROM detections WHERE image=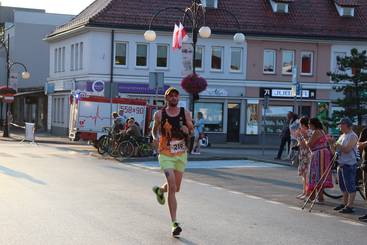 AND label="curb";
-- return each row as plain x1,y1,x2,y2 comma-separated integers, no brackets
0,137,89,146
